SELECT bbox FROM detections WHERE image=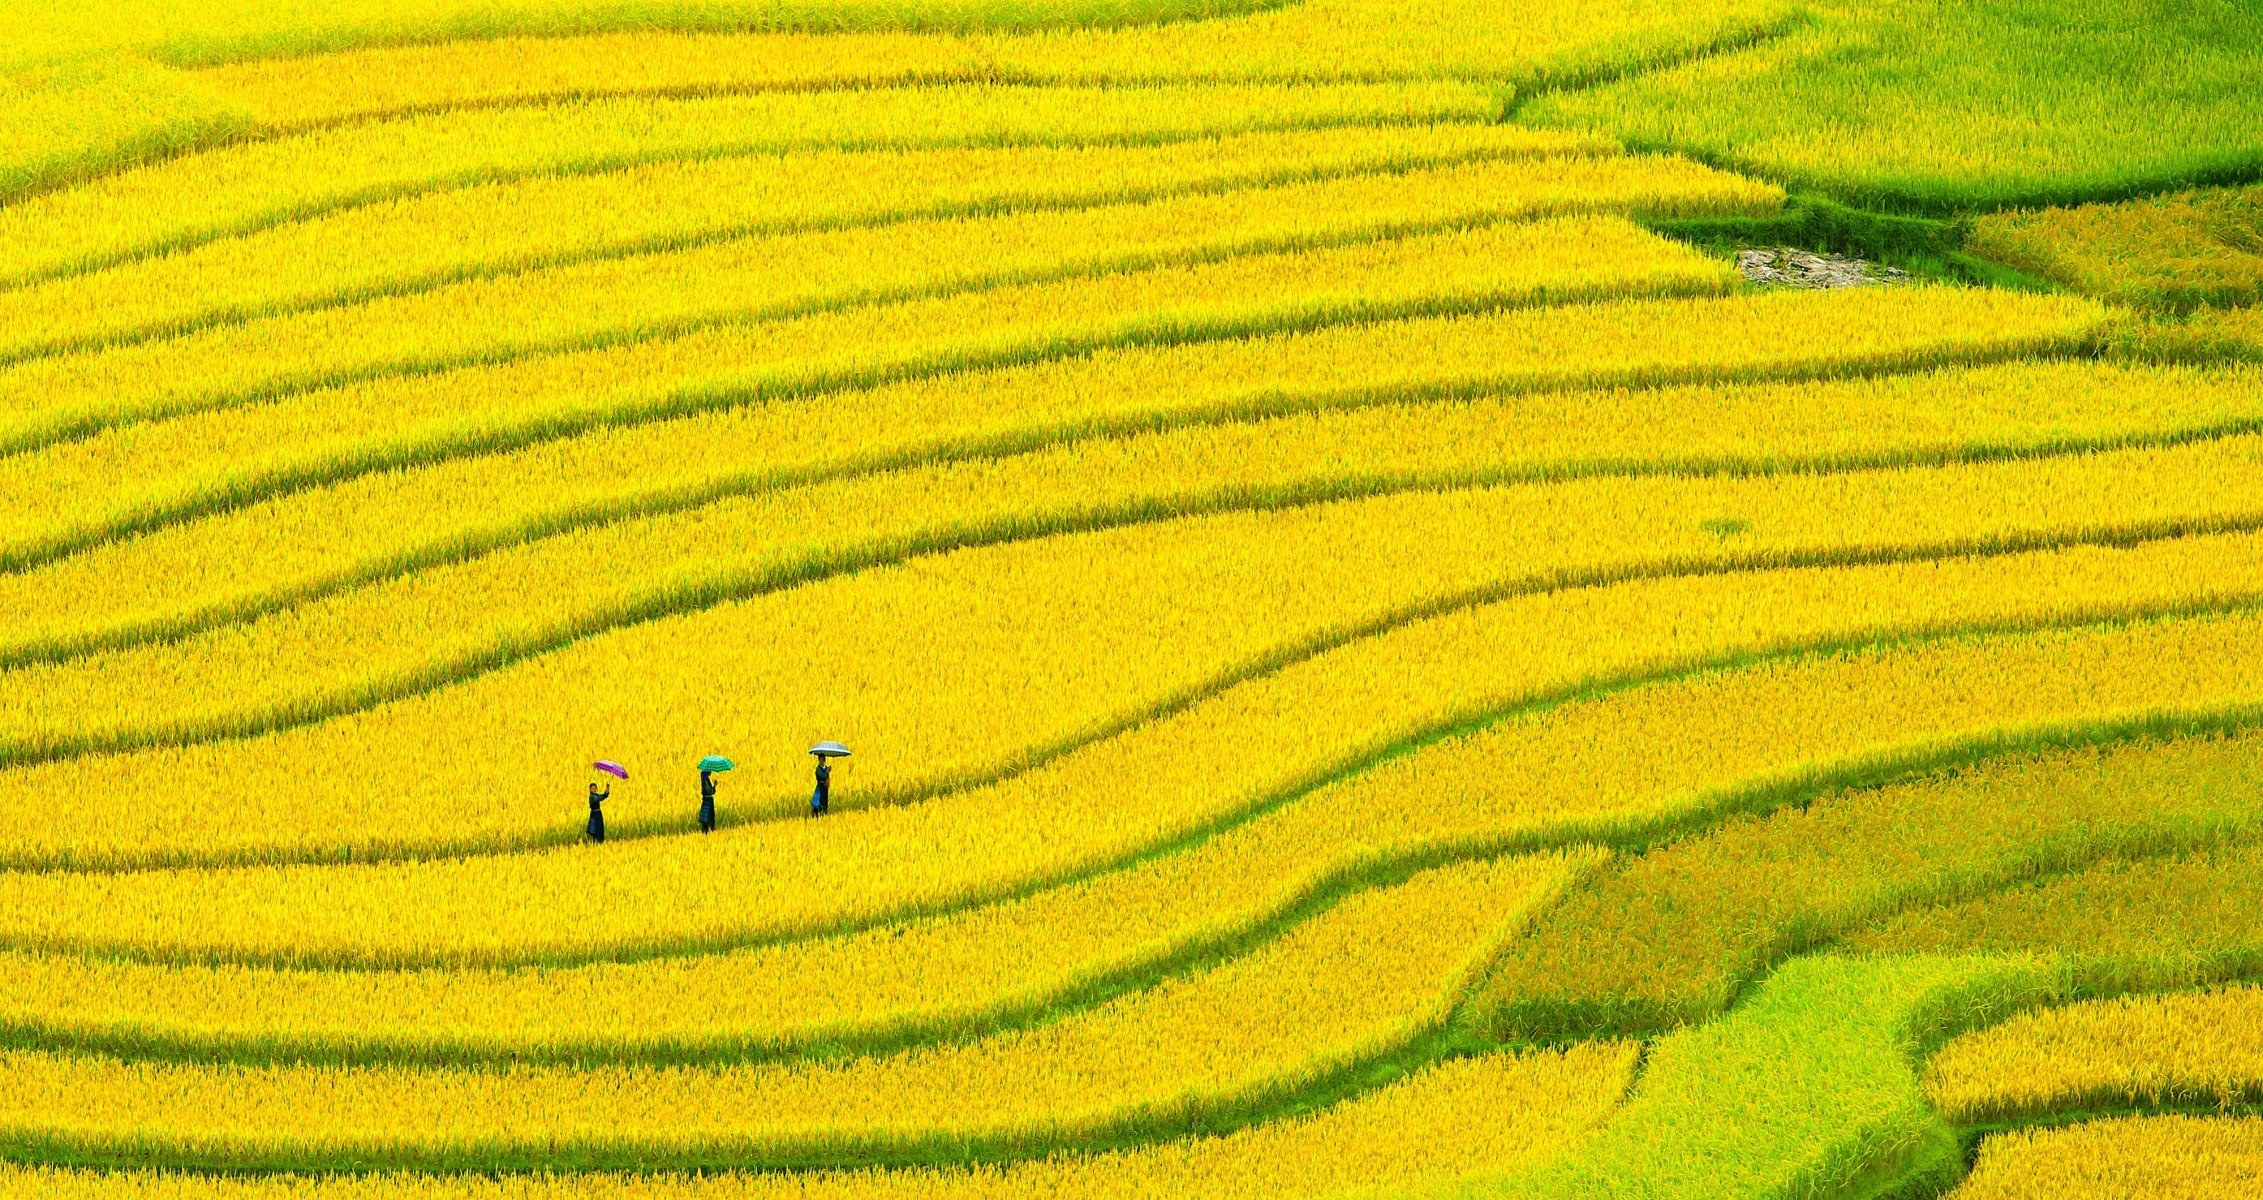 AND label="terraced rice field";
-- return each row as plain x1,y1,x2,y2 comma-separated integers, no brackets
2,0,2260,1195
